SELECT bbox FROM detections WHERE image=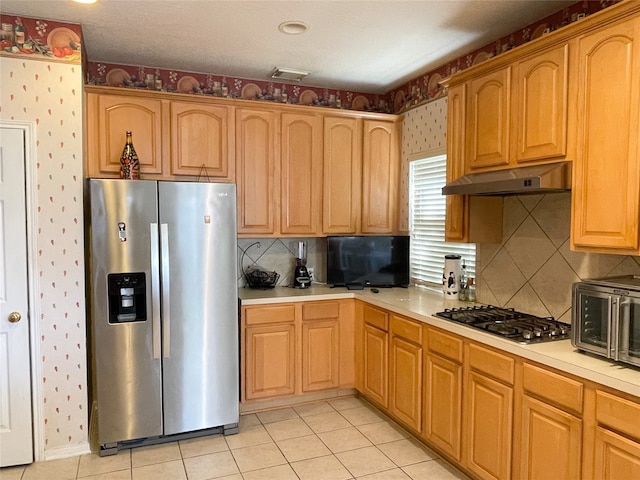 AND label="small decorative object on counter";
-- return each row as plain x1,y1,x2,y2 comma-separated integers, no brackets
466,278,476,302
458,261,467,301
119,131,140,179
443,254,462,297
